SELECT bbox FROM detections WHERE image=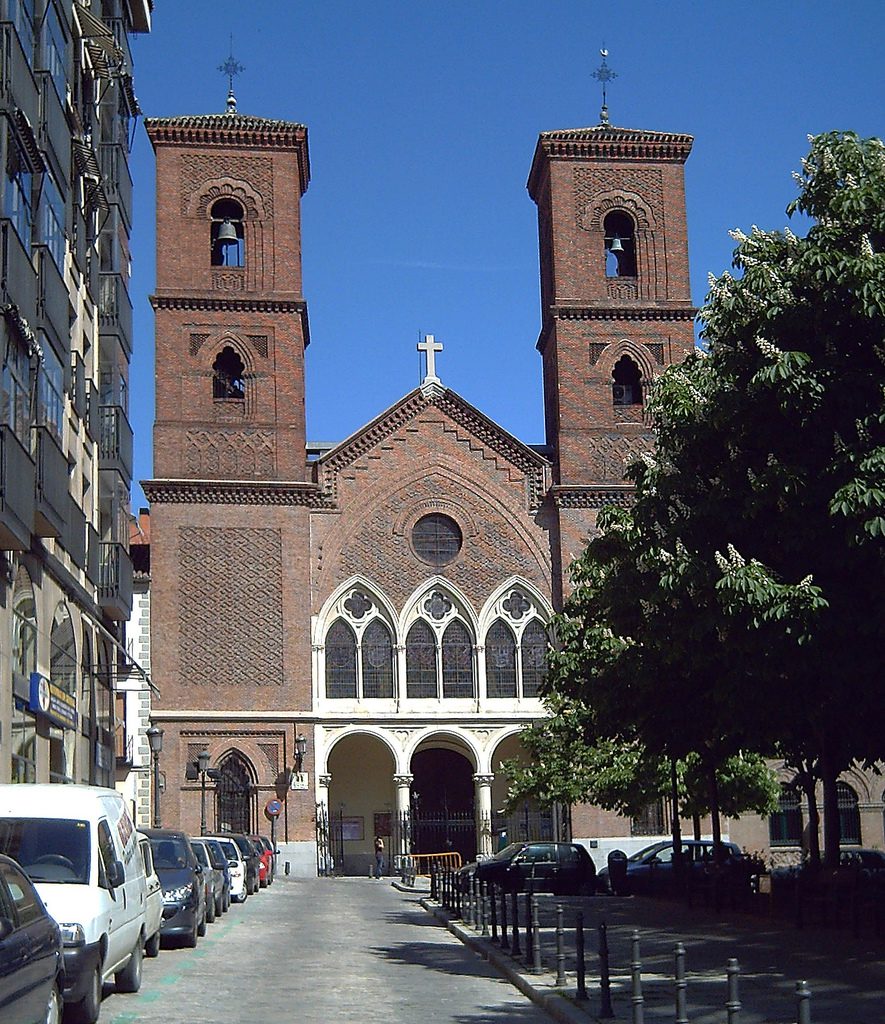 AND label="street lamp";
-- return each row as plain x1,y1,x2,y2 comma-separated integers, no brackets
197,749,211,836
146,725,164,828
